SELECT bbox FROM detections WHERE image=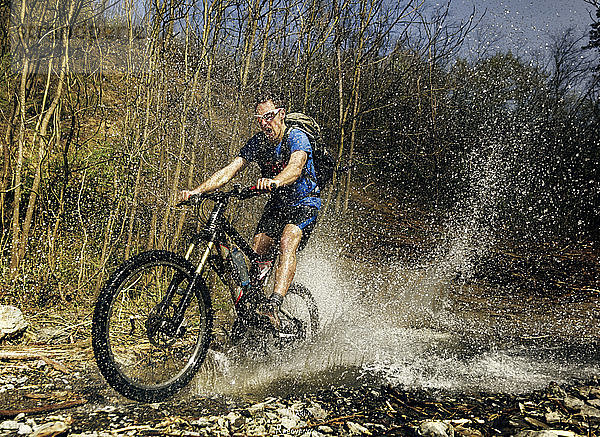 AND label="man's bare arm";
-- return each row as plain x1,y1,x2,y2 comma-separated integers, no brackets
180,157,246,200
256,151,307,191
